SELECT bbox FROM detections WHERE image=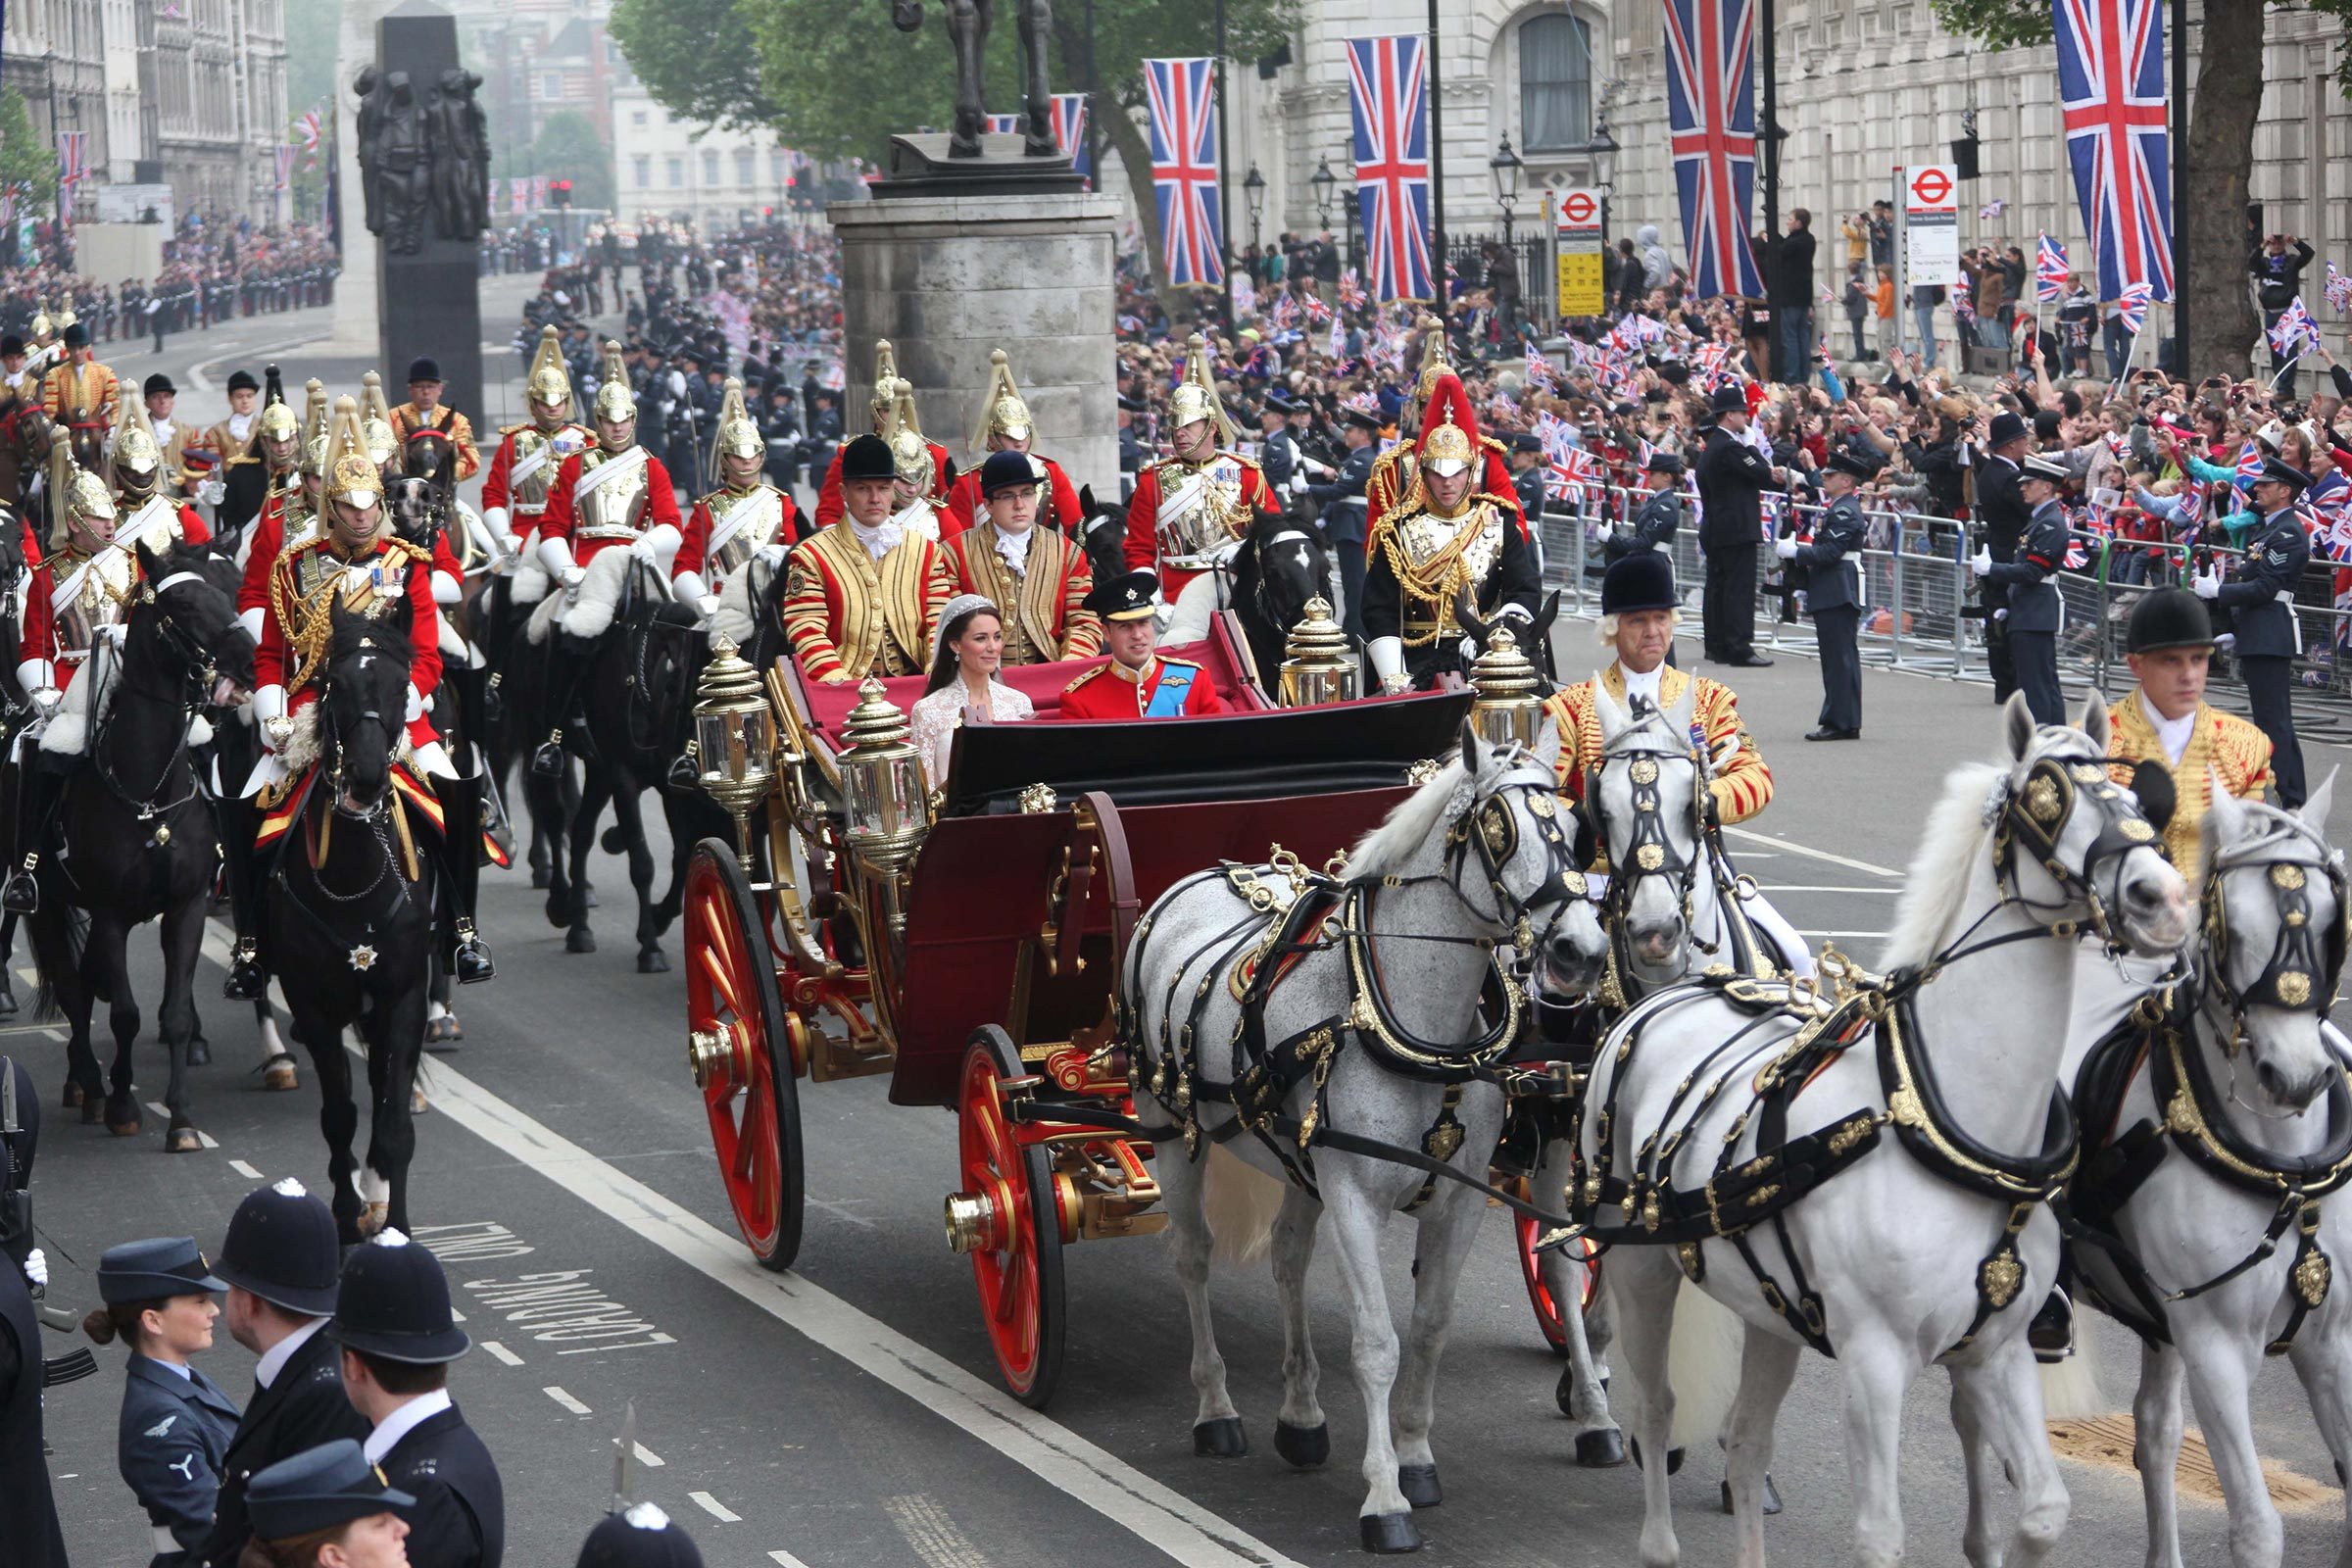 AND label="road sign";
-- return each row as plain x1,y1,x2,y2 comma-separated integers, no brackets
1902,163,1960,289
1555,187,1605,318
